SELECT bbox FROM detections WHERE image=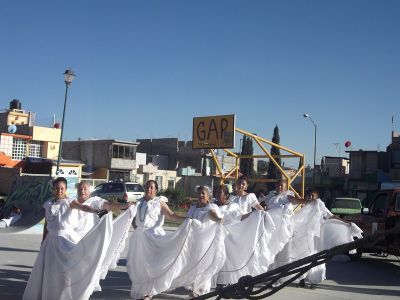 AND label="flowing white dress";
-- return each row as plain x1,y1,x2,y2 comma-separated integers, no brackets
217,201,242,225
264,190,294,209
75,196,106,238
23,197,113,300
94,206,137,292
231,193,260,214
273,199,363,284
127,198,226,299
216,202,294,285
74,197,137,292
